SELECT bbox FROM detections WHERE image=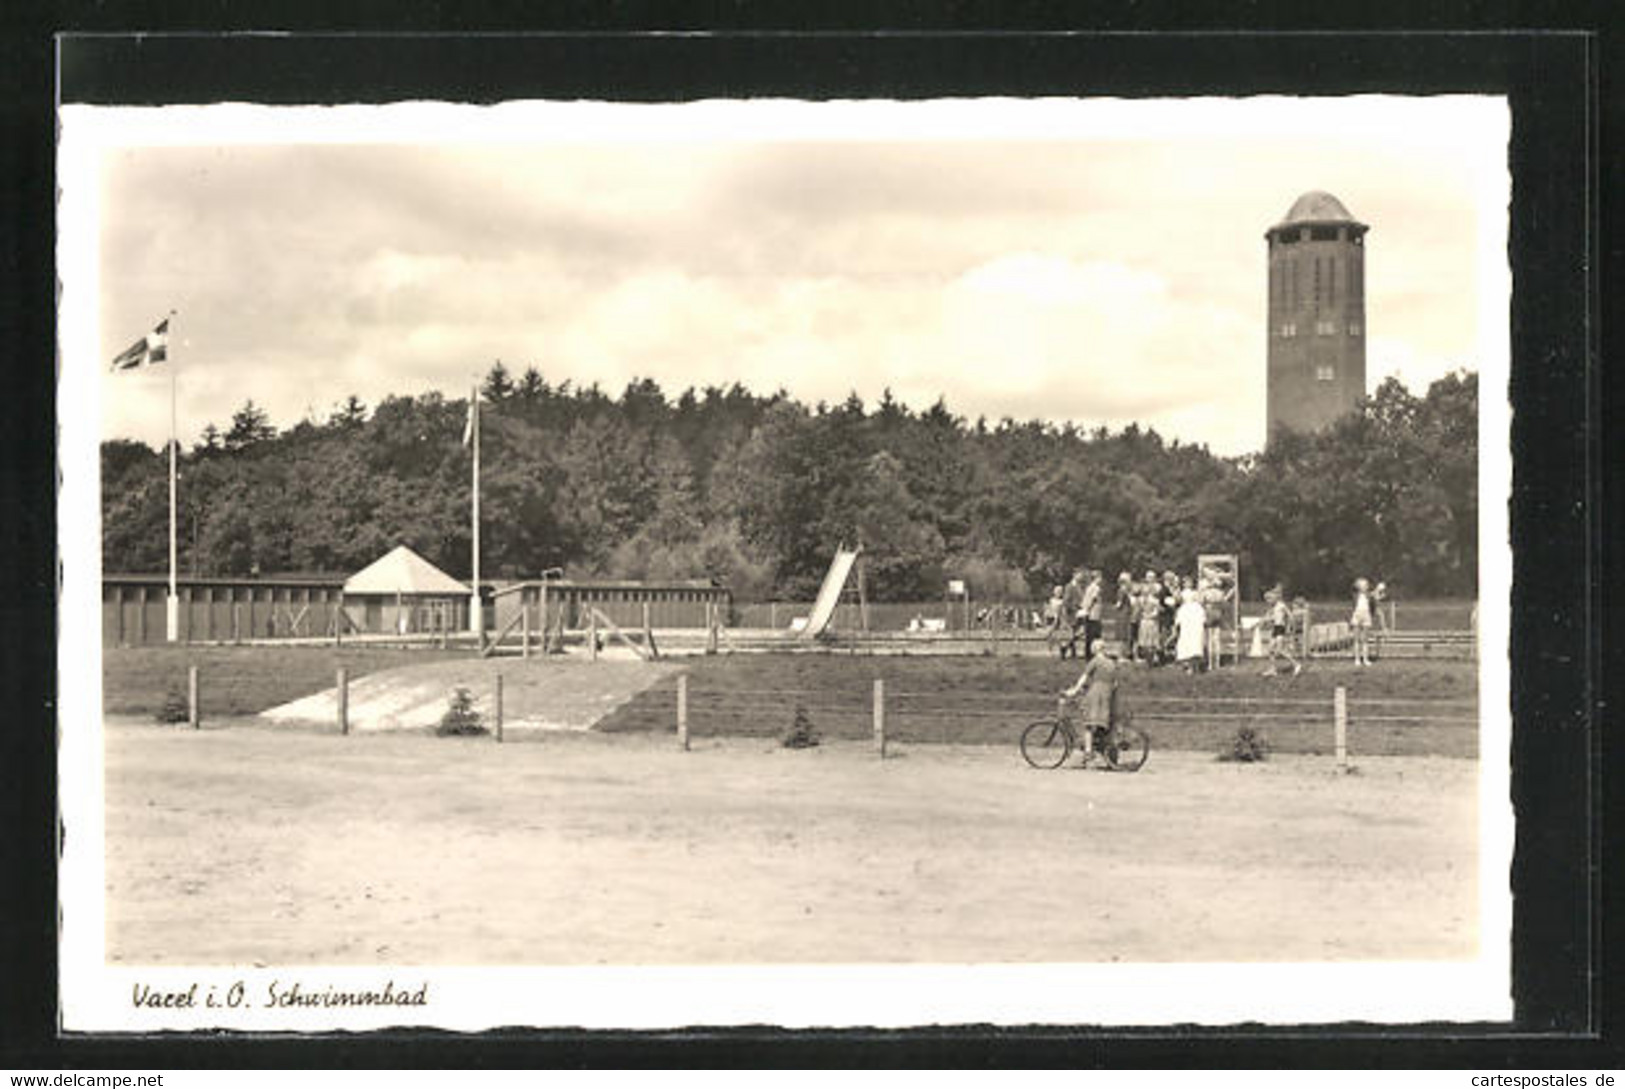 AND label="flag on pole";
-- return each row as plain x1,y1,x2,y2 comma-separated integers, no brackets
109,318,170,372
462,393,478,446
